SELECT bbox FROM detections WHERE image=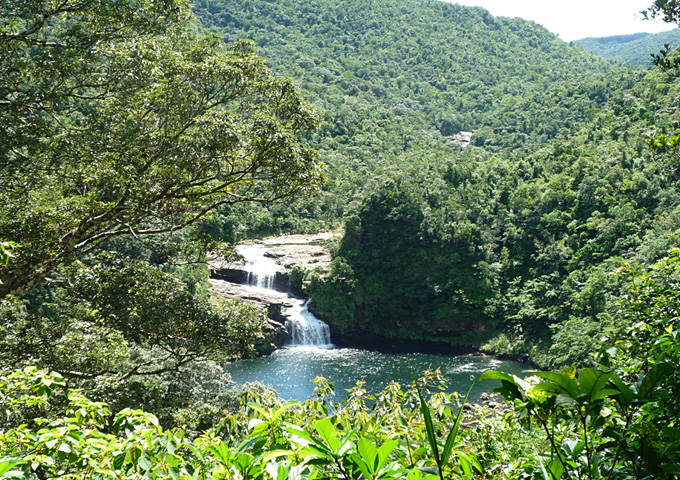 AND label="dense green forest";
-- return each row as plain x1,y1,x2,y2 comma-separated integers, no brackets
188,0,680,368
2,0,680,478
575,29,680,67
193,0,641,237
